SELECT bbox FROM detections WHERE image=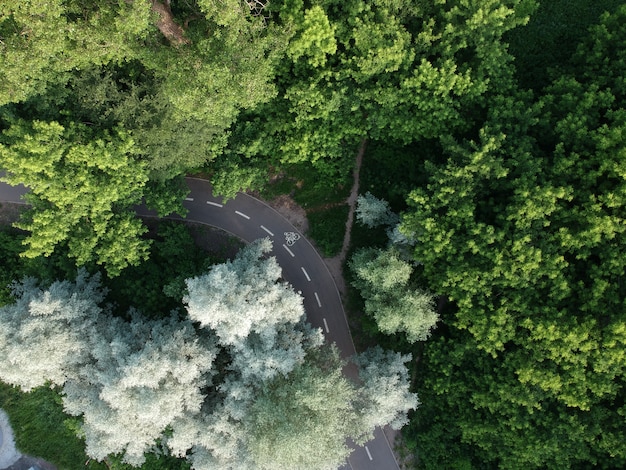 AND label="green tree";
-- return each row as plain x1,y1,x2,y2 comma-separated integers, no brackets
1,0,288,185
402,6,626,467
350,247,438,342
0,0,153,105
227,0,536,175
0,119,150,276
